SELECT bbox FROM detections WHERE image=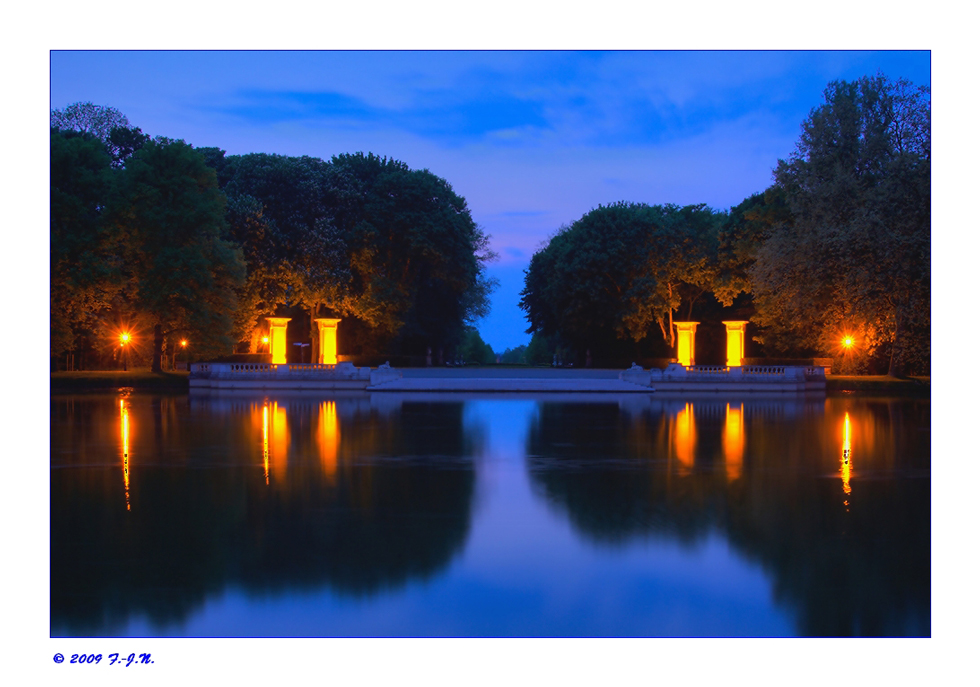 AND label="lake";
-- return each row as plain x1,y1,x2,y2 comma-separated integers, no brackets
50,390,930,637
